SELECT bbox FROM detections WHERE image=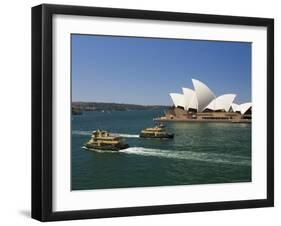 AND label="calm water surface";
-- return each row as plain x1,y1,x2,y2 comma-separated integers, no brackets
72,109,251,190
